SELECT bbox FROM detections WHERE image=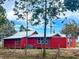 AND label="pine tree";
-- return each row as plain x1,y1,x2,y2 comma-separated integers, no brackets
0,5,16,39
